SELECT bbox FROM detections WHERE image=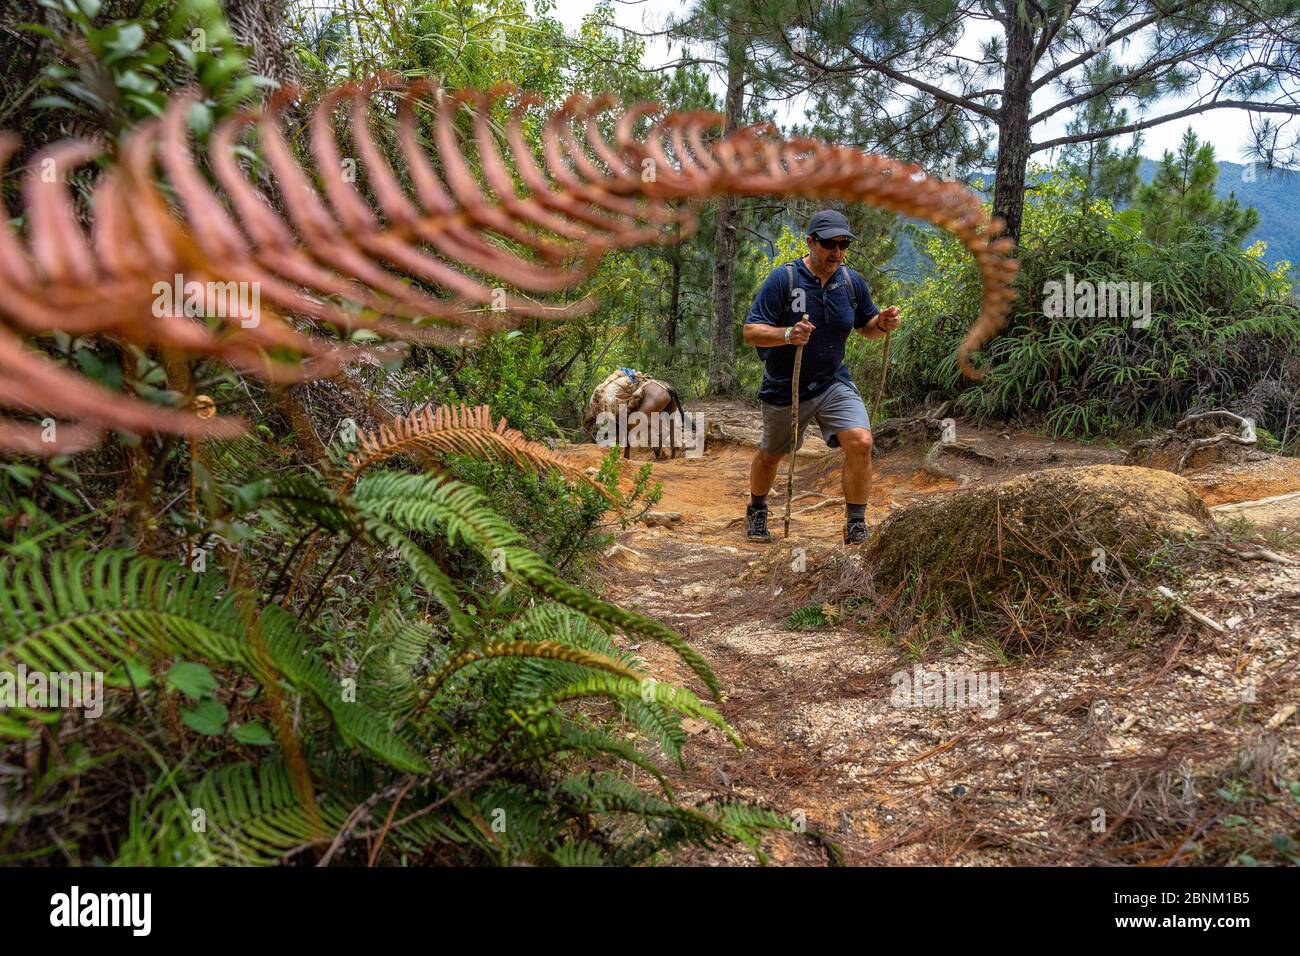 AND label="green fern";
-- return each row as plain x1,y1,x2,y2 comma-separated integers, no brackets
786,604,829,631
491,604,692,763
358,609,446,714
351,471,722,697
426,640,646,695
186,760,350,866
530,673,742,749
258,606,427,772
0,550,426,771
1,402,776,864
